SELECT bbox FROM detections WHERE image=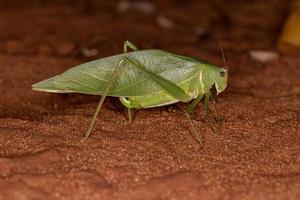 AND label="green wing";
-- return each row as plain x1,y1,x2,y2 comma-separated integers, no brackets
32,50,202,97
